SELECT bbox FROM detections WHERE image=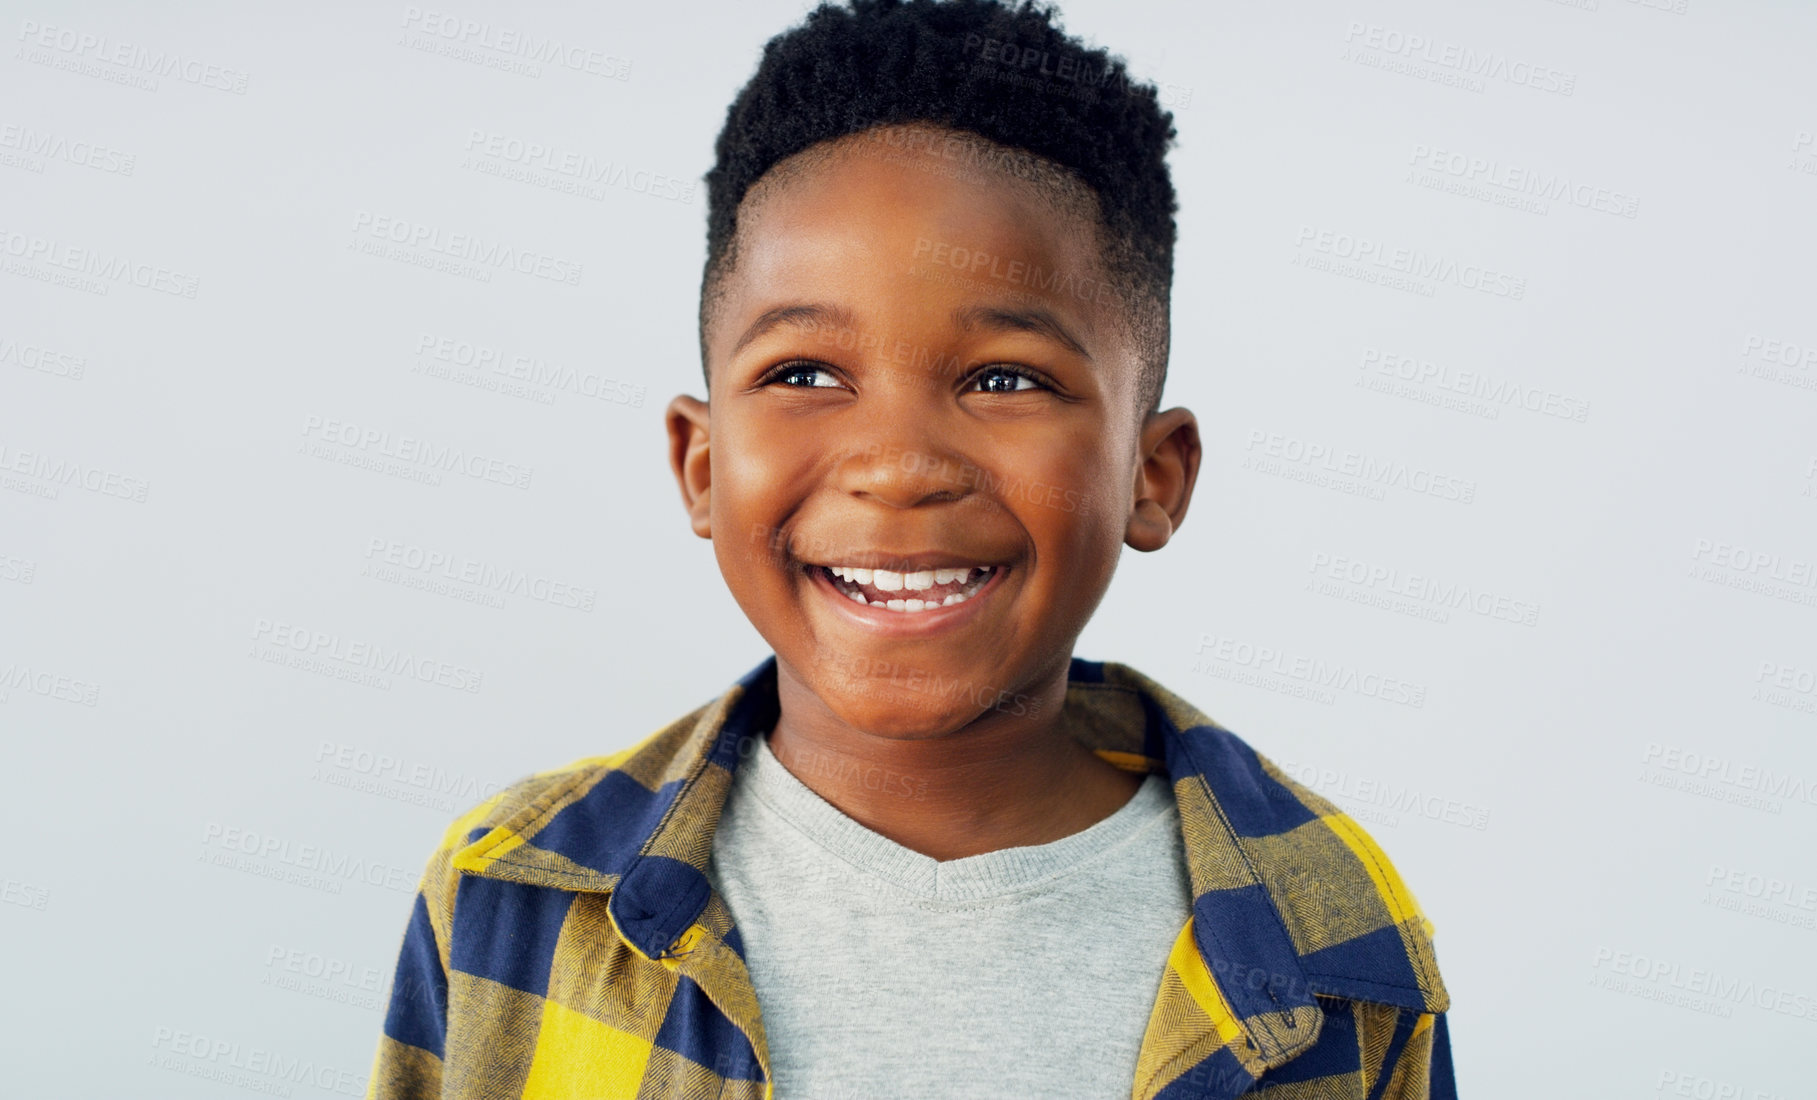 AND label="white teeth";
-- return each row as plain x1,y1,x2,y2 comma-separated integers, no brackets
827,564,994,584
823,562,998,612
830,582,989,611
